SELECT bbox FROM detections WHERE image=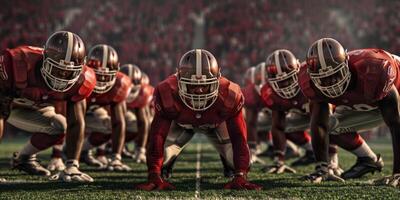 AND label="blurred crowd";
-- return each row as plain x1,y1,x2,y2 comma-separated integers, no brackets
1,0,399,84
